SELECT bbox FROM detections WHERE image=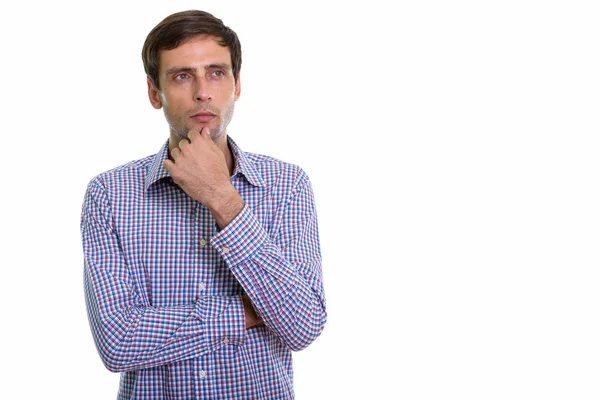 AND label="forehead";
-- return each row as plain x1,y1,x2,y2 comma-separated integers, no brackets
159,35,232,72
